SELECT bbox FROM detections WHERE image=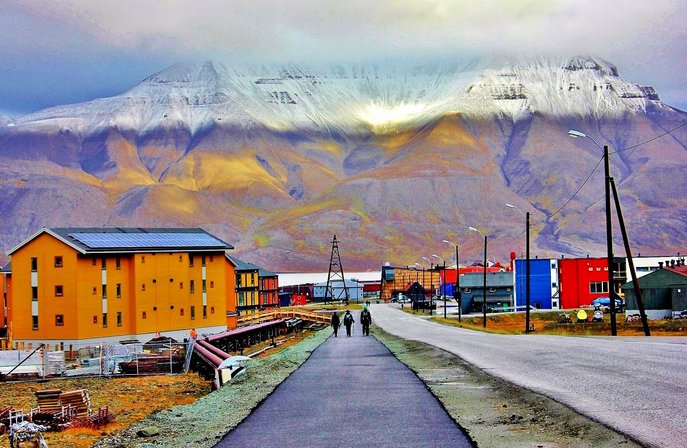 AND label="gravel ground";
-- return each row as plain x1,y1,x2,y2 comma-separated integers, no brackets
372,326,641,448
93,329,331,448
